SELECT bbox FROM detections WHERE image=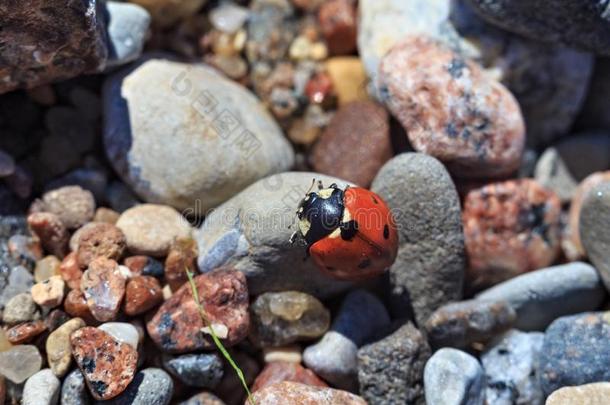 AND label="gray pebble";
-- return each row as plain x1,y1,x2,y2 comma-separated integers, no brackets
179,392,226,405
2,292,37,323
105,2,151,68
22,369,60,405
424,348,485,405
537,312,610,397
303,289,390,390
476,262,606,331
97,368,173,405
61,368,91,405
481,330,544,405
580,180,610,291
163,353,224,389
371,153,464,324
358,322,431,404
1,266,35,302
